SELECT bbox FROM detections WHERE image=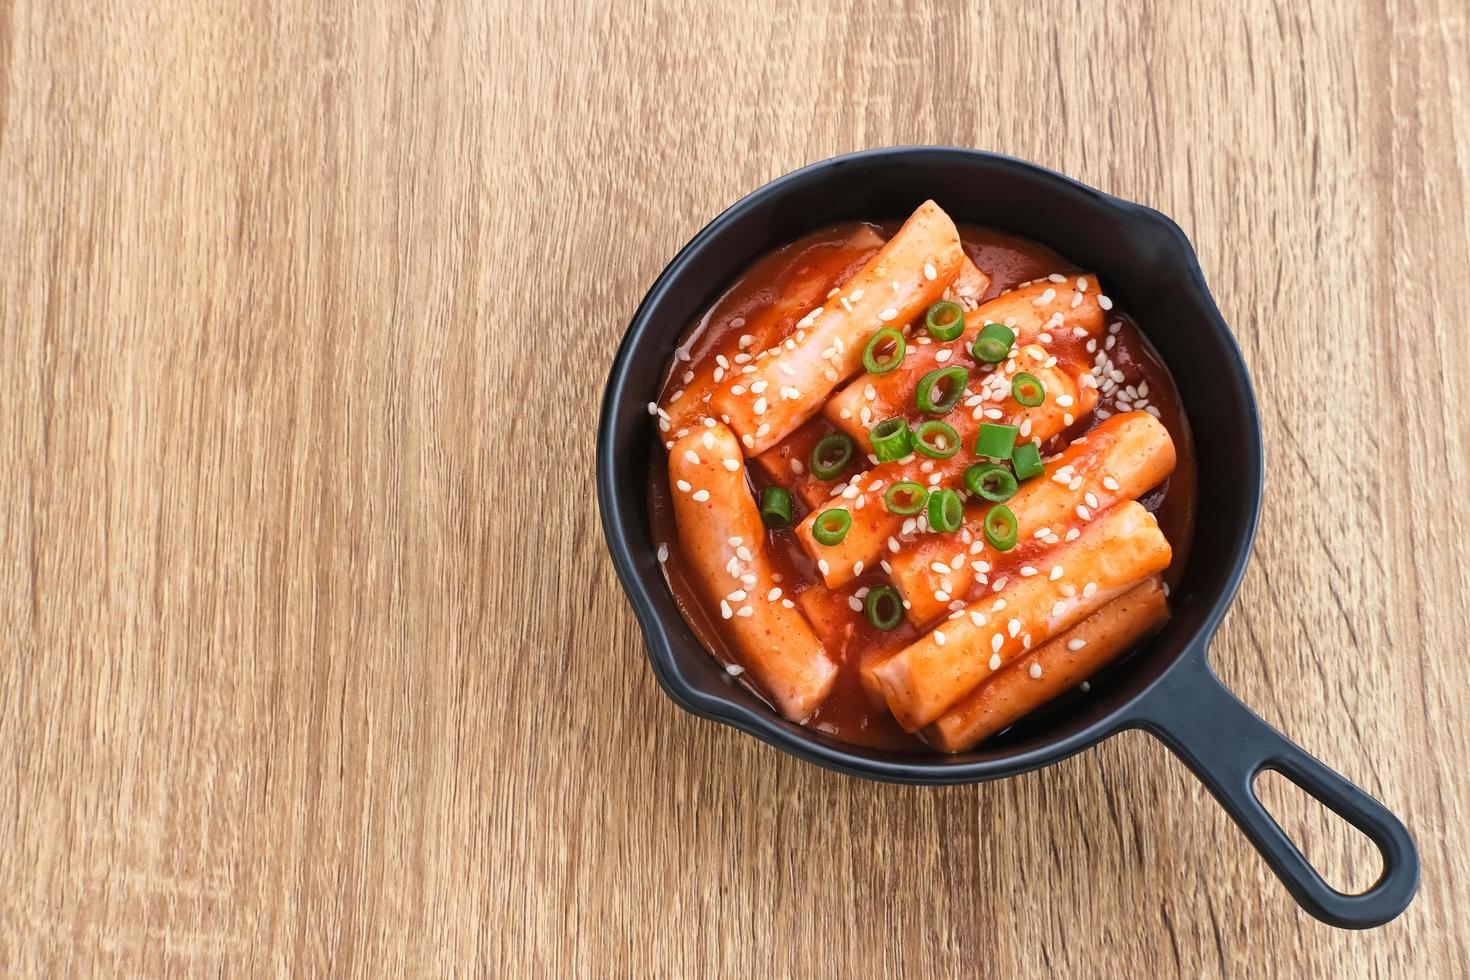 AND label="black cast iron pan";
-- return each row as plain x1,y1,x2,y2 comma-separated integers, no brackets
595,147,1418,929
